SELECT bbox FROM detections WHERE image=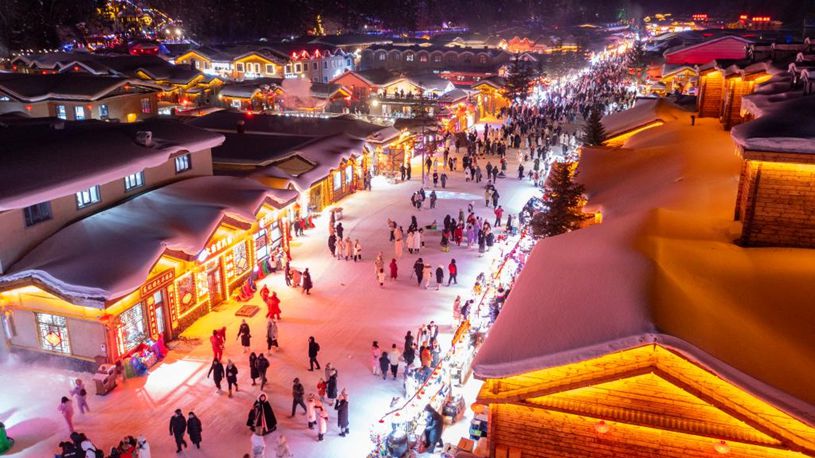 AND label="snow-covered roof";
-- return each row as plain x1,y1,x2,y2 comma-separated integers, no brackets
188,110,400,144
249,133,368,191
0,176,298,307
601,97,685,139
212,133,317,166
732,96,815,155
0,73,161,102
663,35,753,58
0,118,224,211
474,115,815,424
739,73,800,118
